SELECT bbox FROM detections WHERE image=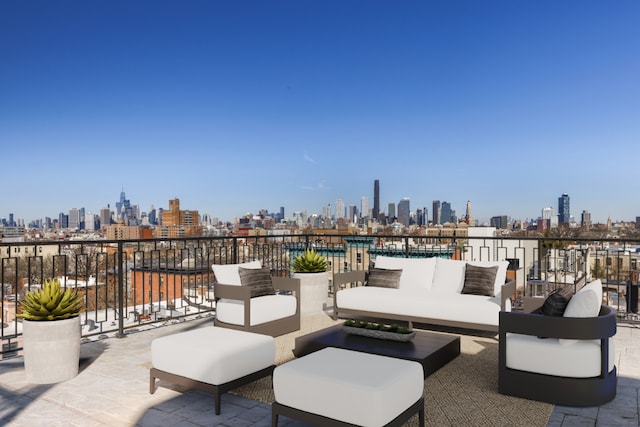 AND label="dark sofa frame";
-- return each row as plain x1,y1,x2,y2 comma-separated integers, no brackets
332,270,516,333
214,276,301,337
498,305,617,406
